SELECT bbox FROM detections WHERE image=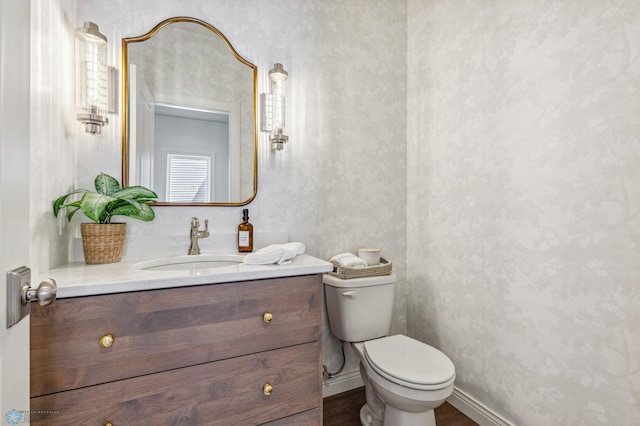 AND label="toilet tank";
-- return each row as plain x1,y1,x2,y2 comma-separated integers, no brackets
323,274,396,342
